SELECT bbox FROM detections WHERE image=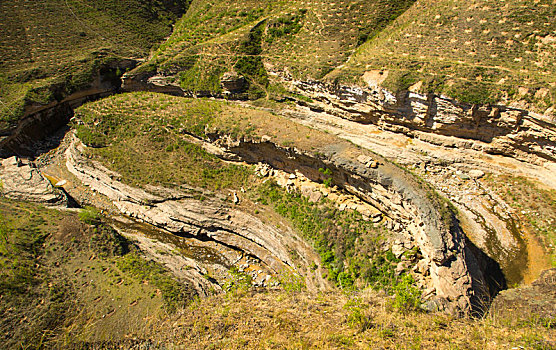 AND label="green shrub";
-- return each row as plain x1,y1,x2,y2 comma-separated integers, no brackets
391,274,422,313
78,206,101,225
